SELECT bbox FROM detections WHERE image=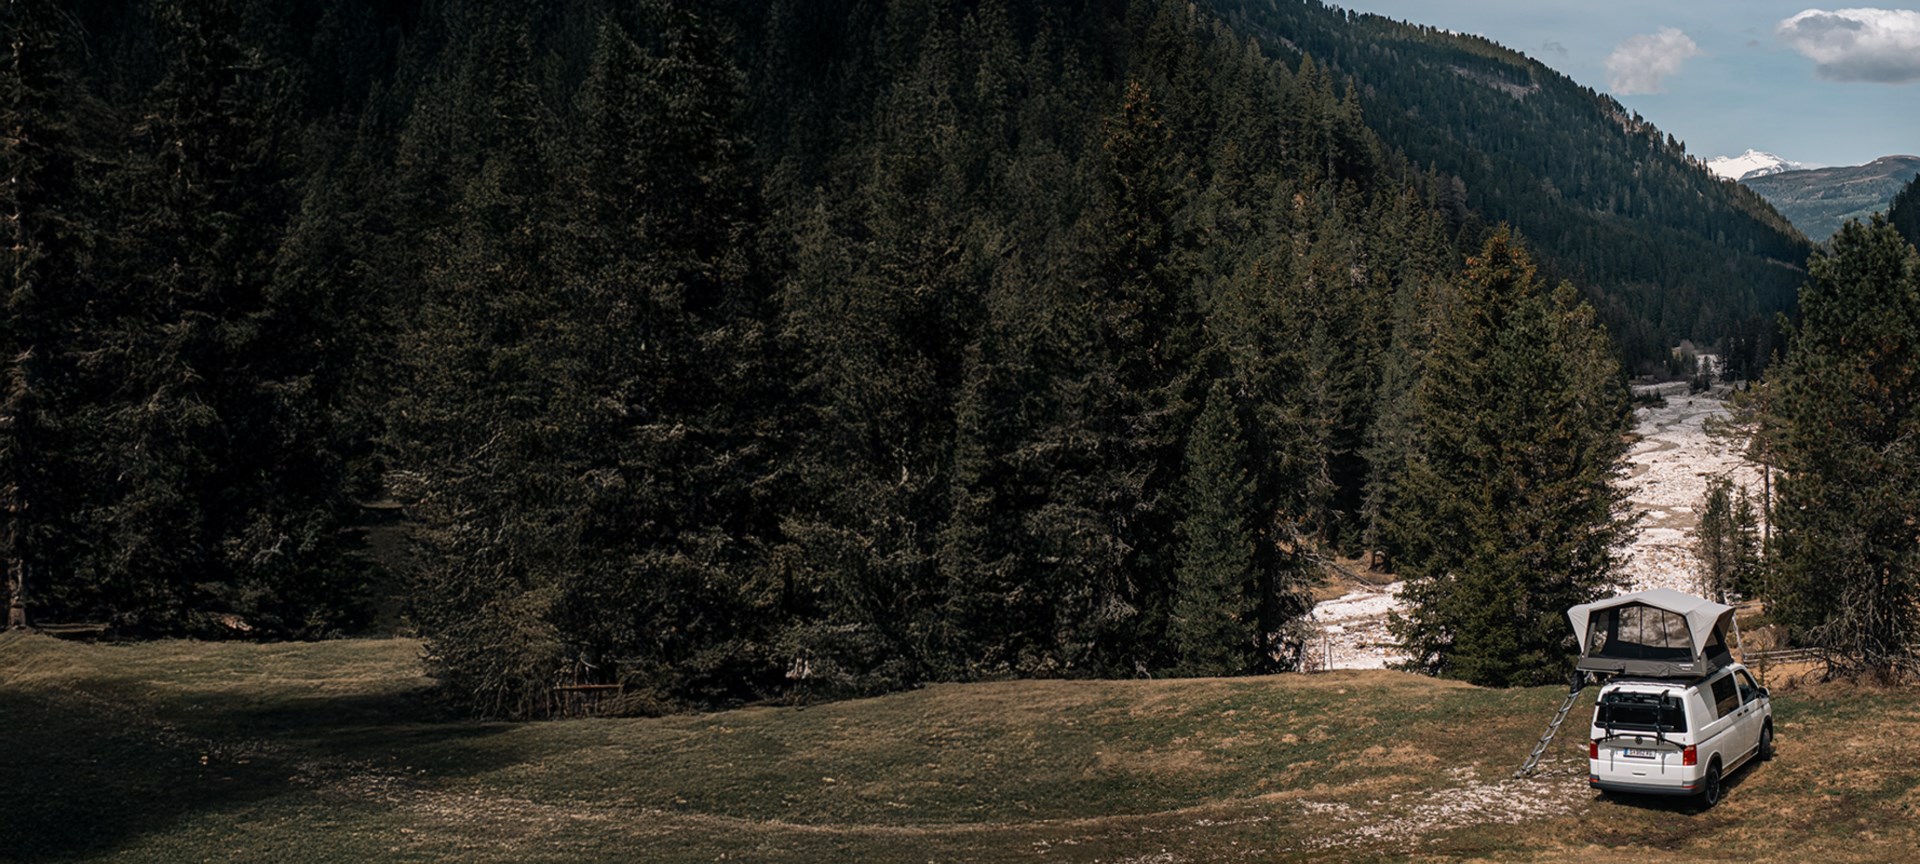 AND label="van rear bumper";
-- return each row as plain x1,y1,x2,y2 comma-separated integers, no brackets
1590,775,1698,796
